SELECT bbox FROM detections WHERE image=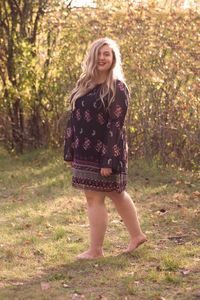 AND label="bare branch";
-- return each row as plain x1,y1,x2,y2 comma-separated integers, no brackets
12,0,22,18
1,0,10,35
30,0,47,44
